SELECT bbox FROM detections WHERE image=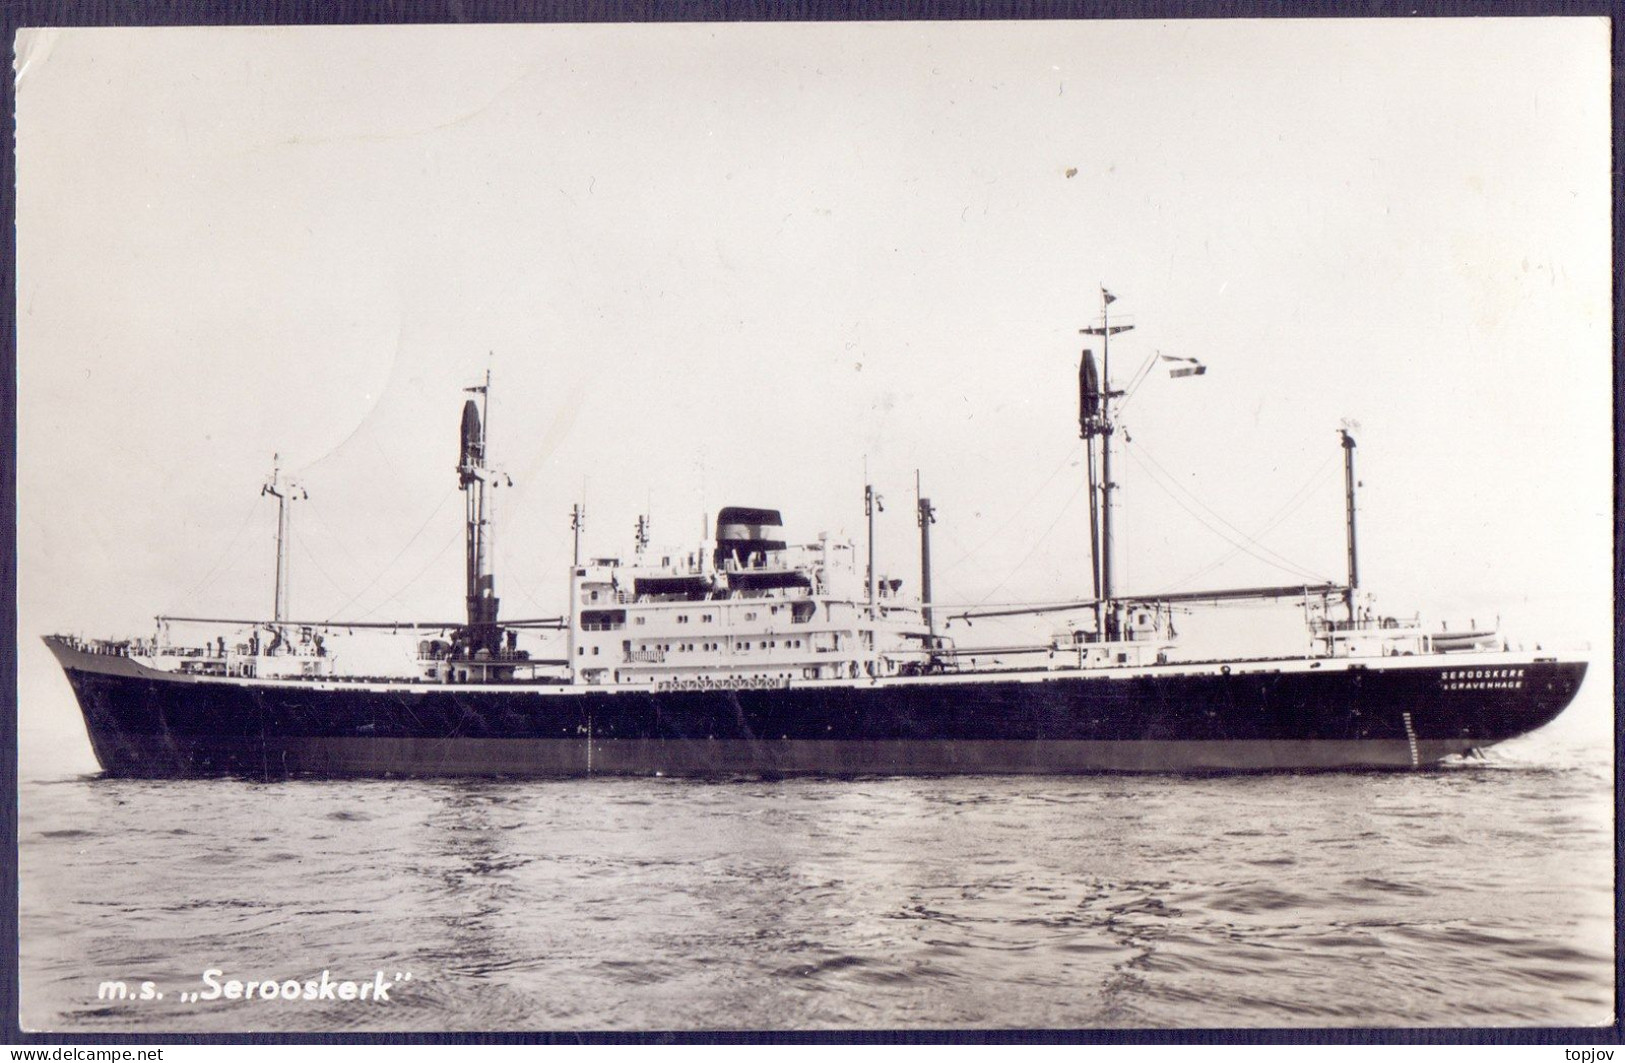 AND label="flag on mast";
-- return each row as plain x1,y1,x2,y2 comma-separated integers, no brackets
1161,354,1206,378
1101,287,1117,305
